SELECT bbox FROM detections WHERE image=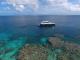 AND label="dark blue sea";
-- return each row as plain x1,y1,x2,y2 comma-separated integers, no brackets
0,15,80,60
